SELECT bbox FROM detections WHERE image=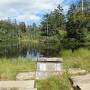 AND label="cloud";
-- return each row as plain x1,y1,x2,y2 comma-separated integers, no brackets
0,0,70,25
16,14,41,21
